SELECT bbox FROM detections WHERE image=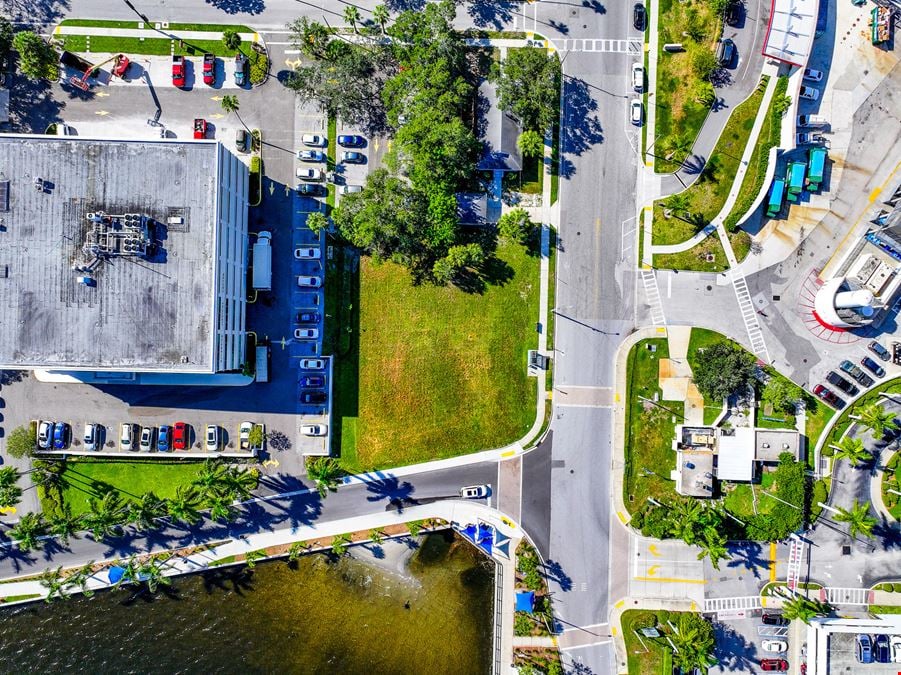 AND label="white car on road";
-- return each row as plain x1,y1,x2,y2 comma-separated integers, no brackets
297,168,323,181
459,485,490,499
301,424,328,436
762,640,788,653
37,420,53,449
631,63,644,91
630,99,643,125
294,247,321,259
295,328,319,340
300,358,326,370
301,134,326,147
